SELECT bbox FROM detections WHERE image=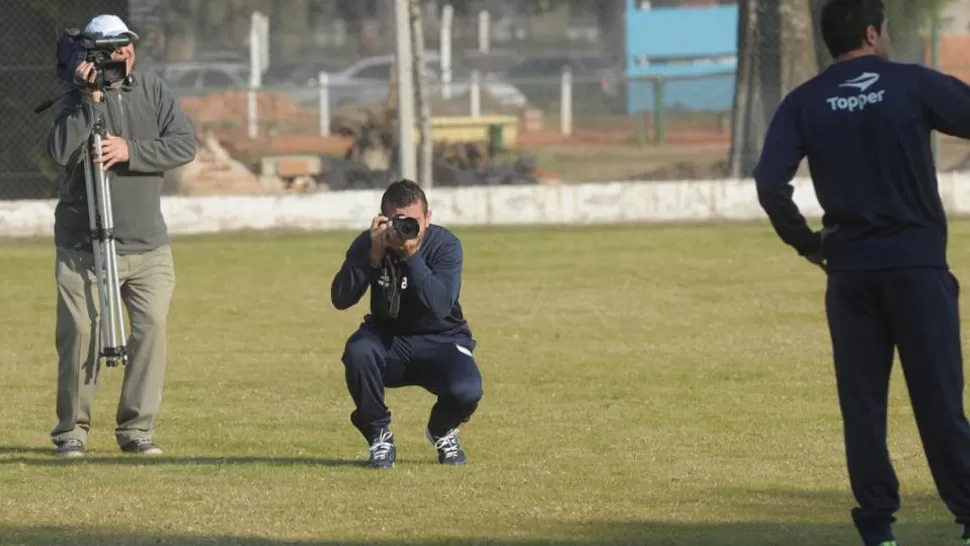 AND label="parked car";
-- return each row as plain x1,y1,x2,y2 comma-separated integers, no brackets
501,53,624,112
286,52,529,110
155,54,529,114
261,60,345,88
156,60,323,110
157,61,250,94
